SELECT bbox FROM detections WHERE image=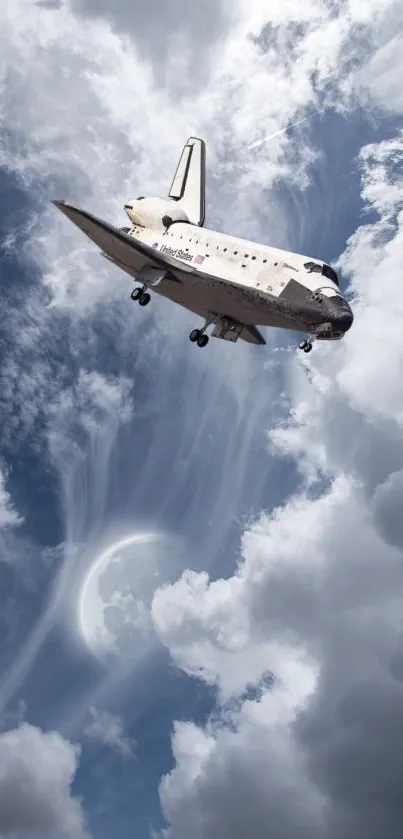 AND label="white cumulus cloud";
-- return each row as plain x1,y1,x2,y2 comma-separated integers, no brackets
0,723,89,838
